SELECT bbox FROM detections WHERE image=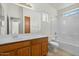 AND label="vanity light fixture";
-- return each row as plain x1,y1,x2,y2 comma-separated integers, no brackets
15,3,32,9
